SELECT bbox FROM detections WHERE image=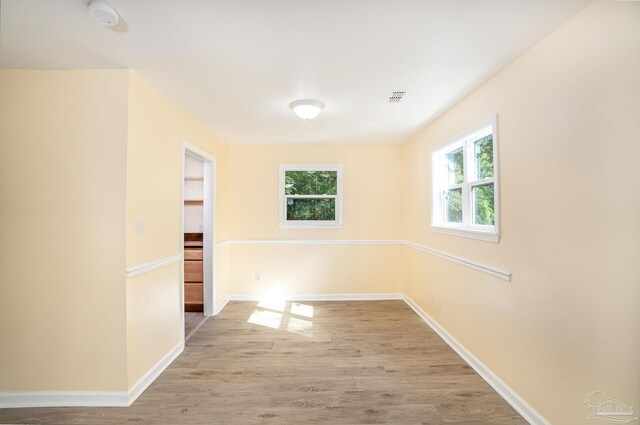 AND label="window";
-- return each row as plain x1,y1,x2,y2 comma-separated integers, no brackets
431,116,499,242
279,164,343,228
